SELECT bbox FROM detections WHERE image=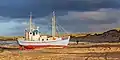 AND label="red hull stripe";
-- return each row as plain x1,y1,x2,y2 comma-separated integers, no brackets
19,45,67,49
